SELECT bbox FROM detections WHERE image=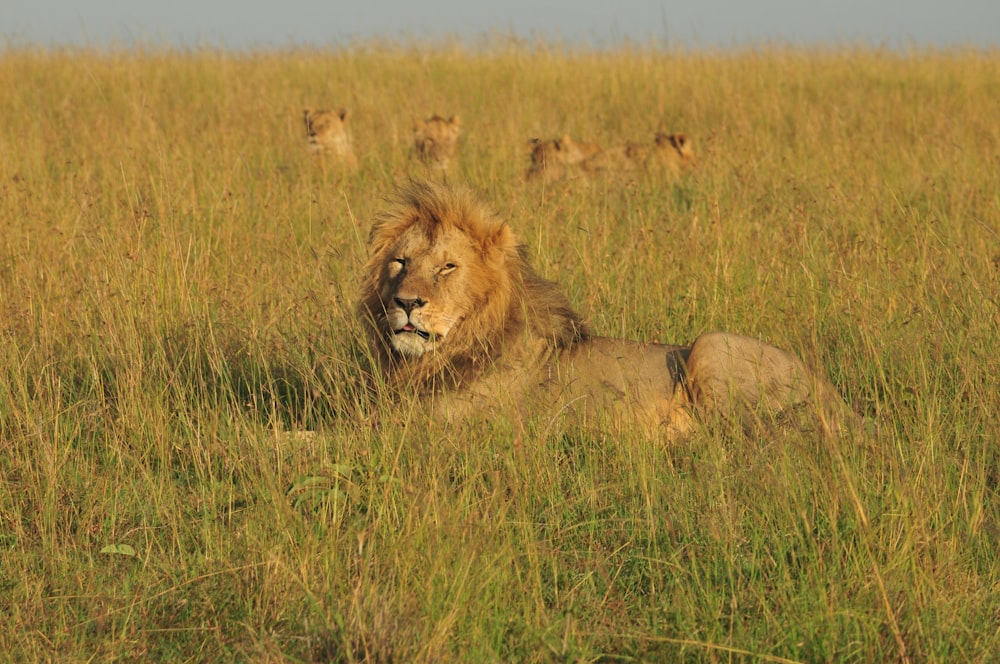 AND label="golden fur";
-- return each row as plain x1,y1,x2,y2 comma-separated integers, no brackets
303,107,358,167
525,135,602,182
412,115,461,170
651,132,696,173
581,132,695,176
359,181,850,439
